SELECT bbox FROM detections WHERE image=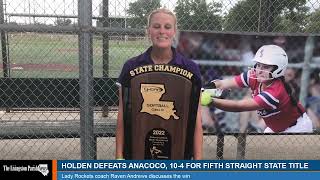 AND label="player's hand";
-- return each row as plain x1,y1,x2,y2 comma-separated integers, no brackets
205,89,224,97
201,90,213,106
201,88,230,106
201,89,219,106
